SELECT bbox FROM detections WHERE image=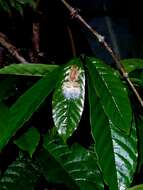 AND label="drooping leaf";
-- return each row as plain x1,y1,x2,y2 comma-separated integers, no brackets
14,127,40,157
121,59,143,73
0,155,39,190
0,68,60,150
88,74,137,190
86,56,132,134
52,58,85,141
37,134,104,190
111,122,137,190
127,184,143,190
0,64,59,76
